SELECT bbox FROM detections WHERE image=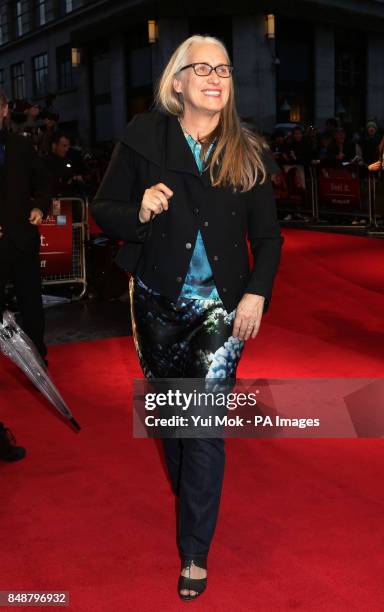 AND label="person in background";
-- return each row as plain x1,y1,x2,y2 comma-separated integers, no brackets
359,120,383,166
285,129,293,148
305,125,320,161
325,117,339,138
0,89,53,359
0,422,26,462
0,90,54,460
326,127,360,166
7,100,40,137
285,126,313,166
271,128,289,166
44,132,84,195
316,131,333,163
367,132,384,223
37,111,59,157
